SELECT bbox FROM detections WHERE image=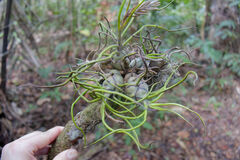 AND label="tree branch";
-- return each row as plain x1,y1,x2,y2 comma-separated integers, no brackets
47,102,102,160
